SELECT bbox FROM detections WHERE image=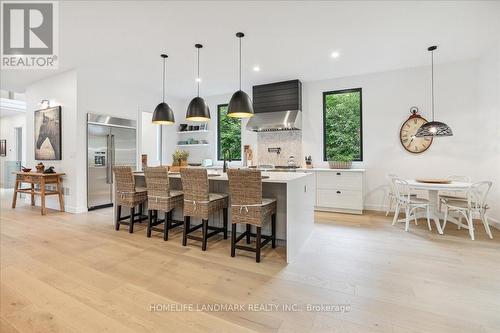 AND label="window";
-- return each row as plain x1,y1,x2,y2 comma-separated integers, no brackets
323,88,362,161
217,104,241,160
